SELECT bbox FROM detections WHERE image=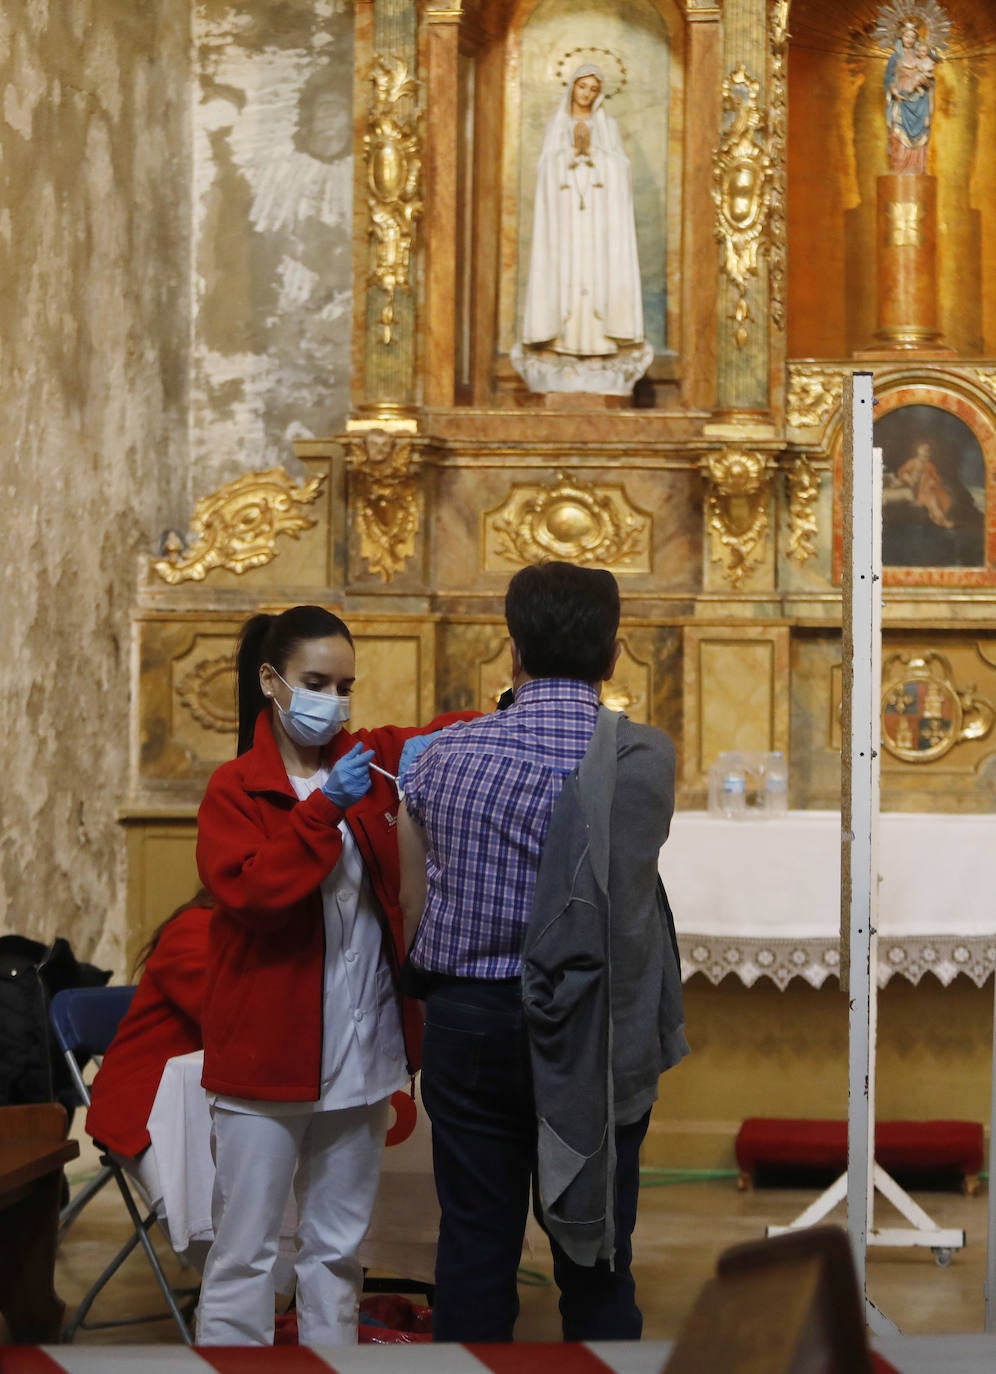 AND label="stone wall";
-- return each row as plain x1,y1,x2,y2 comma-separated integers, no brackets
189,0,355,495
0,0,192,968
0,0,355,969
